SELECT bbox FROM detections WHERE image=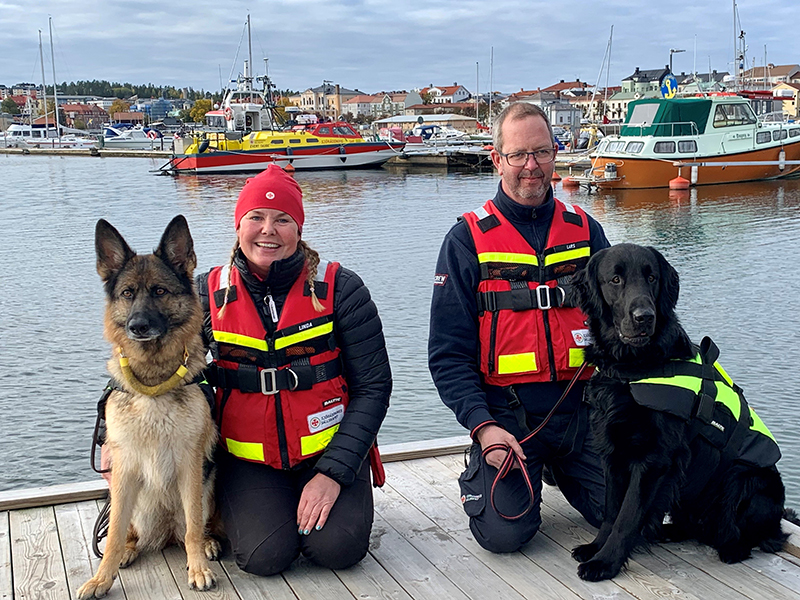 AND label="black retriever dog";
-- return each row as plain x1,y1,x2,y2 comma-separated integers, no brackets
570,243,787,581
